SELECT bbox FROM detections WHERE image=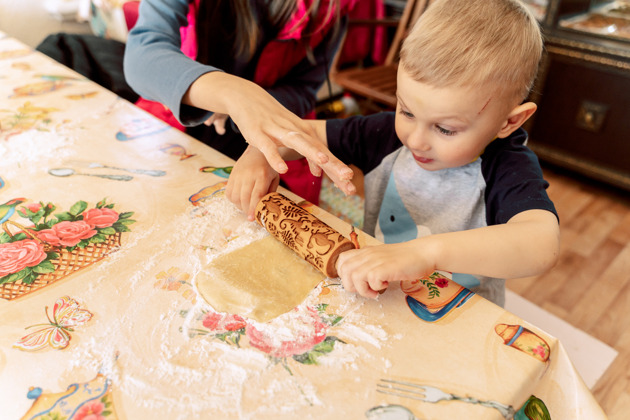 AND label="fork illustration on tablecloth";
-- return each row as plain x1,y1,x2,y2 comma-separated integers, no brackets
376,379,515,419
